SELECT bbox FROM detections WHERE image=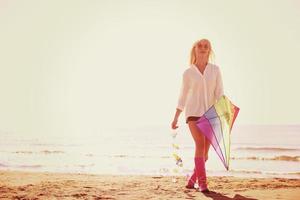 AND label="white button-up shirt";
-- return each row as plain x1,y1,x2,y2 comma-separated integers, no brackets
177,63,224,121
